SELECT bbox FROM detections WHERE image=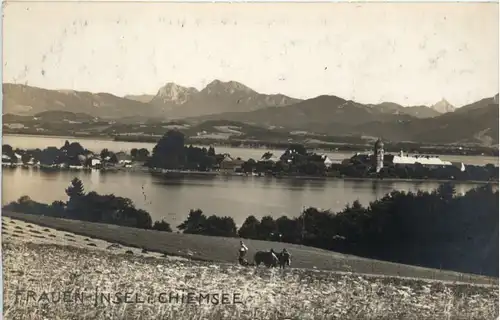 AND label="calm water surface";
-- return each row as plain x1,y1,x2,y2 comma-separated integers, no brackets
2,166,486,227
